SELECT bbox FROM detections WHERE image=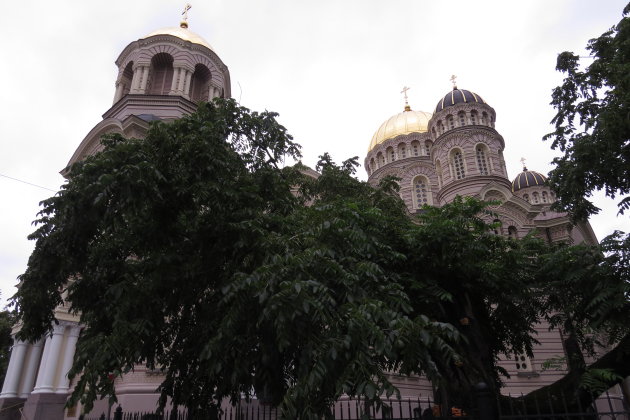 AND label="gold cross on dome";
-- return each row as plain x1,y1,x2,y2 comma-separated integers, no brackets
401,86,411,110
520,157,527,169
182,3,192,21
450,75,457,88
